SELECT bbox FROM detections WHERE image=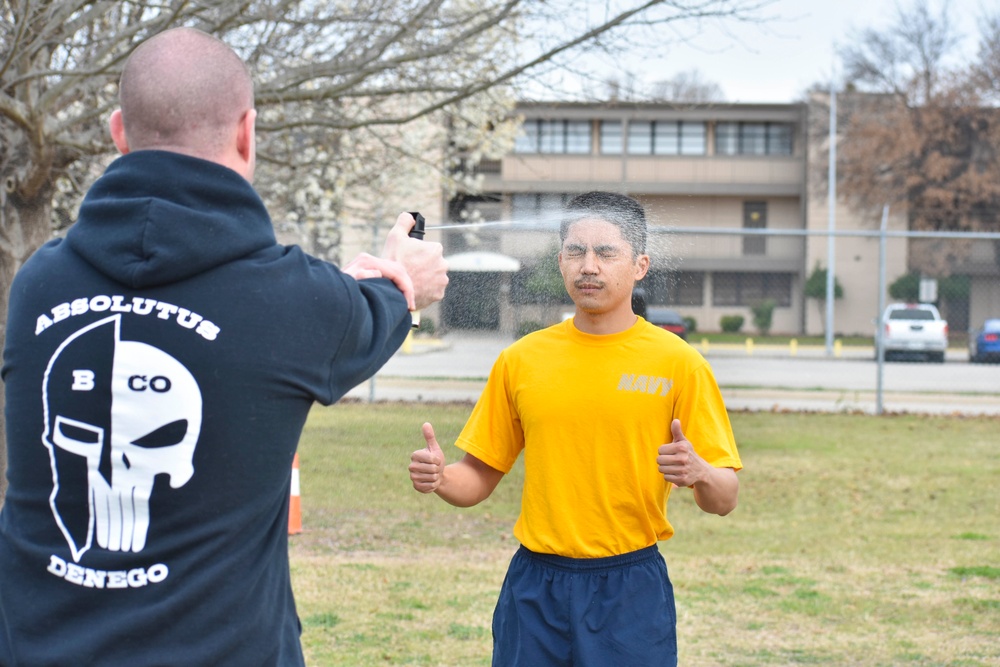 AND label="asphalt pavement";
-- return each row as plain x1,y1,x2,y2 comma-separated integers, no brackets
345,332,1000,416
